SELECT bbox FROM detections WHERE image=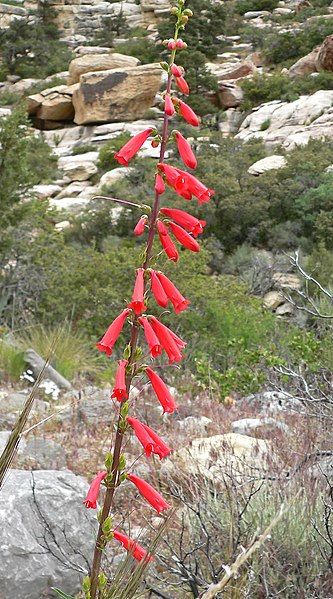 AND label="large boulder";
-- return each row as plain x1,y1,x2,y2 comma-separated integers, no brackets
68,53,140,84
161,433,272,485
288,47,319,77
218,83,243,108
317,34,333,72
57,152,99,181
248,155,287,175
236,90,333,149
0,469,96,599
72,64,162,125
27,84,78,122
